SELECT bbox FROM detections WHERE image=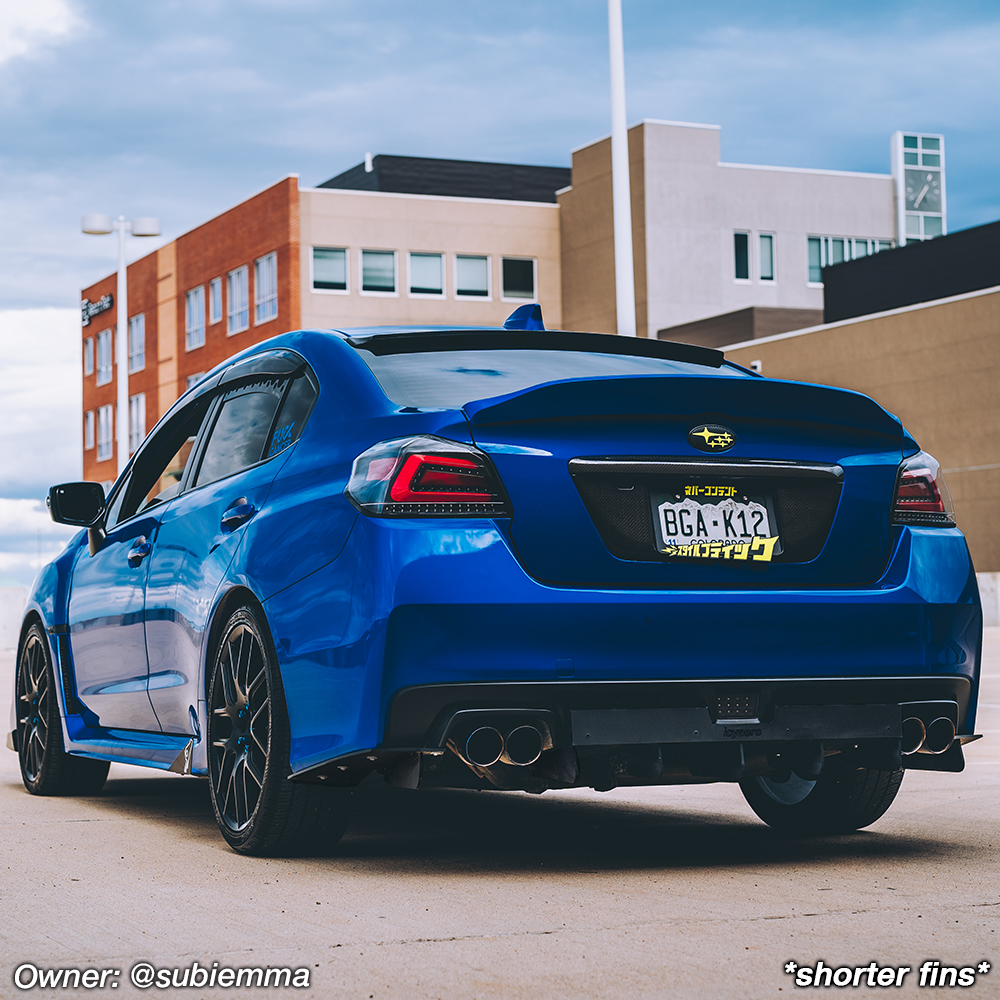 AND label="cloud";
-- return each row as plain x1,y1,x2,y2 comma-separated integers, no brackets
0,308,81,500
0,0,996,314
0,0,80,65
0,498,78,589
